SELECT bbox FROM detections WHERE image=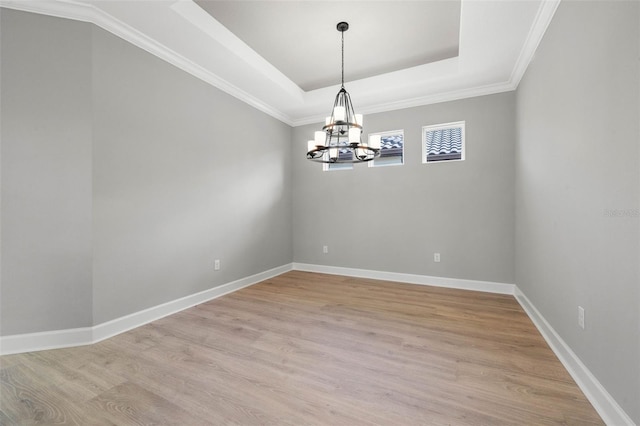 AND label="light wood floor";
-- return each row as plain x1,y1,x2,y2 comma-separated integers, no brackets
1,271,602,425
